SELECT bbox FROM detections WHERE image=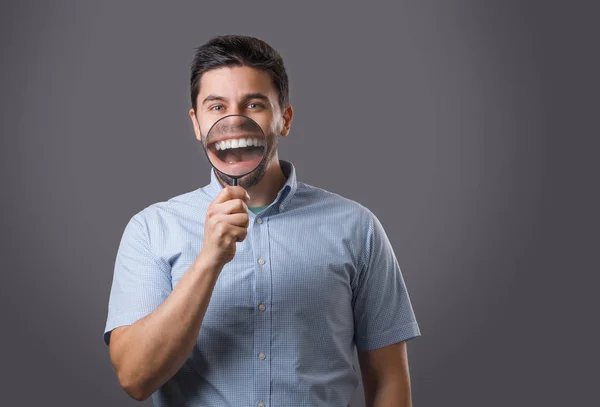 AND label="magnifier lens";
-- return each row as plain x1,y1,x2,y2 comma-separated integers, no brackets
204,115,267,185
